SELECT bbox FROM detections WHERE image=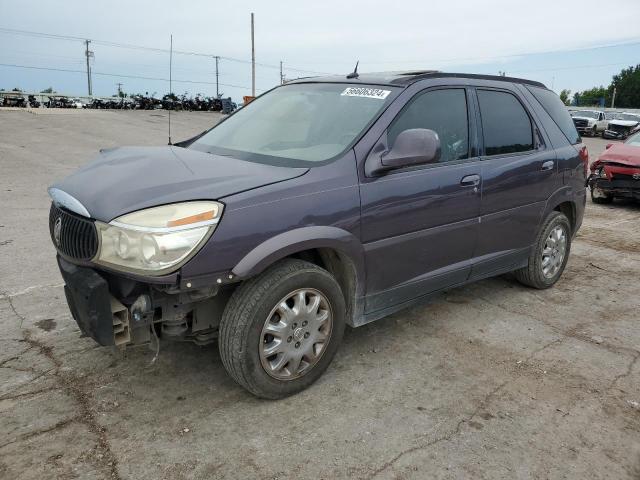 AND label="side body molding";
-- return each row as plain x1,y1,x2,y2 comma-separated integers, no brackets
231,226,366,297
